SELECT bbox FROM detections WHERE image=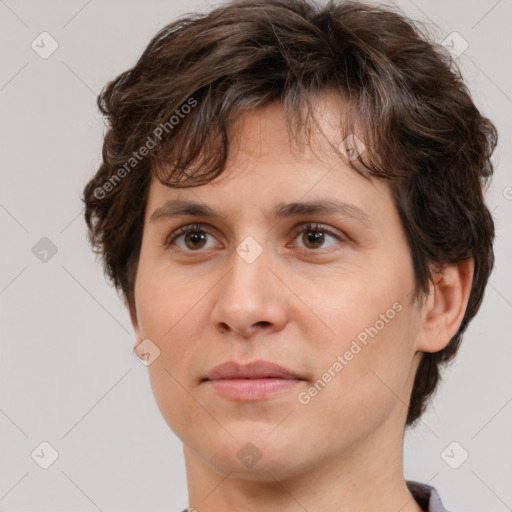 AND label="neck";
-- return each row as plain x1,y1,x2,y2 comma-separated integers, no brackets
183,411,424,512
